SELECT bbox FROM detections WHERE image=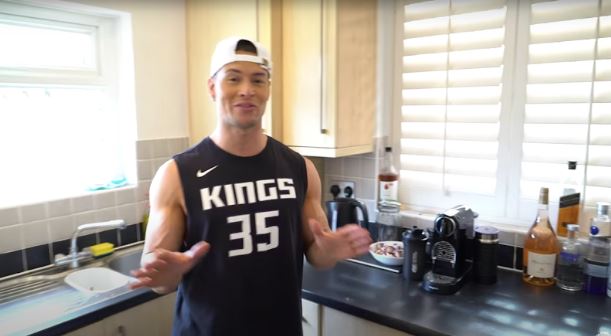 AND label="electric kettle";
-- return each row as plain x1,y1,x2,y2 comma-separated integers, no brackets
325,197,369,231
